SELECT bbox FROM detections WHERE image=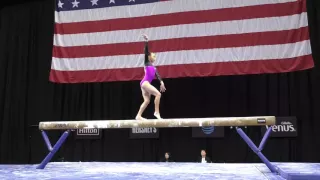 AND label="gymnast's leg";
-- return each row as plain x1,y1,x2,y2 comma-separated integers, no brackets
135,87,150,120
141,81,162,119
